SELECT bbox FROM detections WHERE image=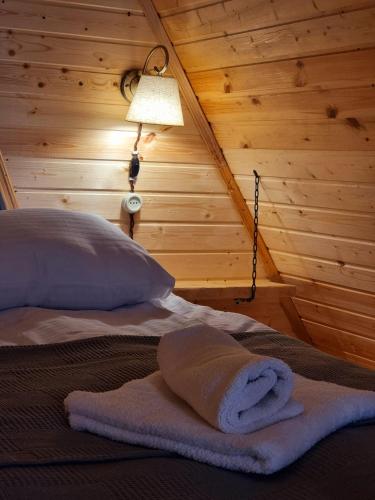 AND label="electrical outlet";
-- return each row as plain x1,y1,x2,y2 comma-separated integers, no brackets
122,192,143,214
